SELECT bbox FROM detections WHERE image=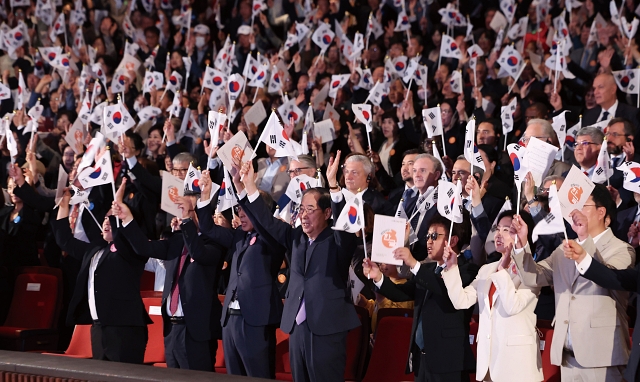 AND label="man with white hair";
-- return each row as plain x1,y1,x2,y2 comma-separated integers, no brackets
521,118,571,178
332,153,393,216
